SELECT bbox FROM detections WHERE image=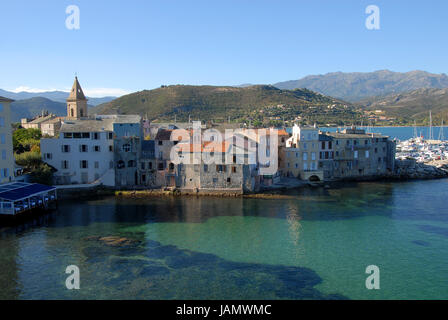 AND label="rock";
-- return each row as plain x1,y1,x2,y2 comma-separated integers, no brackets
84,235,140,247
